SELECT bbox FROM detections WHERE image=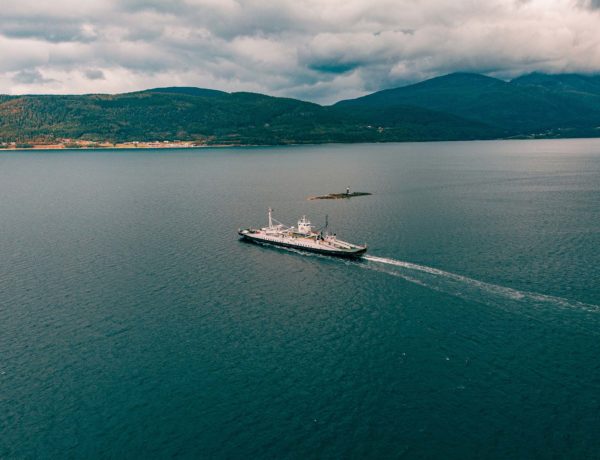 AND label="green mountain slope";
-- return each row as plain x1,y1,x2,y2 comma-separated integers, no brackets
0,88,493,144
2,72,600,145
336,72,600,136
511,73,600,95
139,87,228,98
